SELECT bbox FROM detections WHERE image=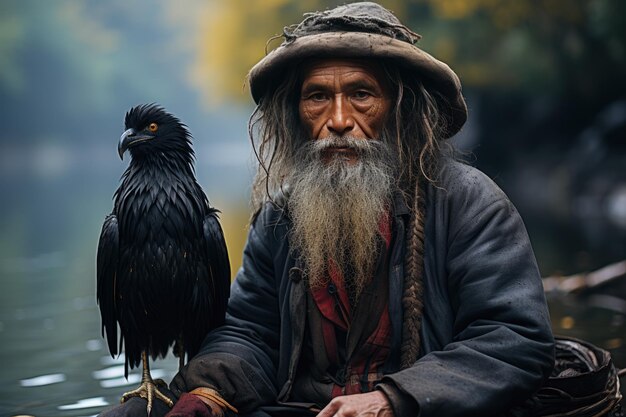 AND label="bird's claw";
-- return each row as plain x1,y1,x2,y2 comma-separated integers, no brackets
121,380,174,415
